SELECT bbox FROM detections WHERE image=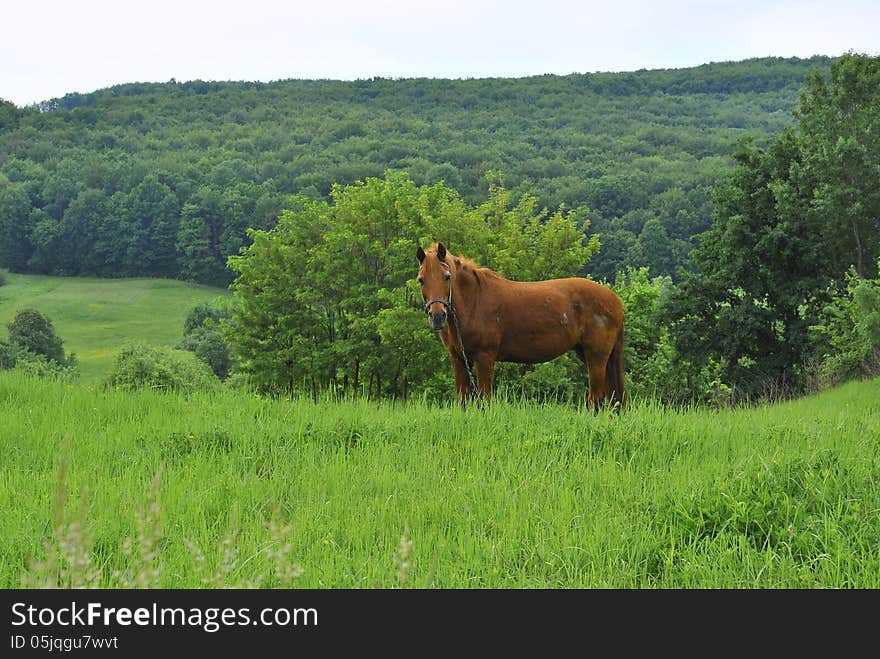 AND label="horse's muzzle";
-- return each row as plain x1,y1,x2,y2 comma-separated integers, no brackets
428,309,448,331
424,297,450,331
